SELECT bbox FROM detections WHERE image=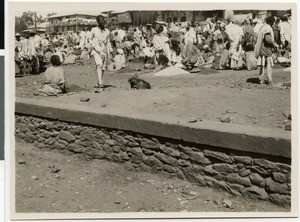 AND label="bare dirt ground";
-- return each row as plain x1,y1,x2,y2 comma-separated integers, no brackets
15,141,289,213
15,59,292,214
15,58,291,129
